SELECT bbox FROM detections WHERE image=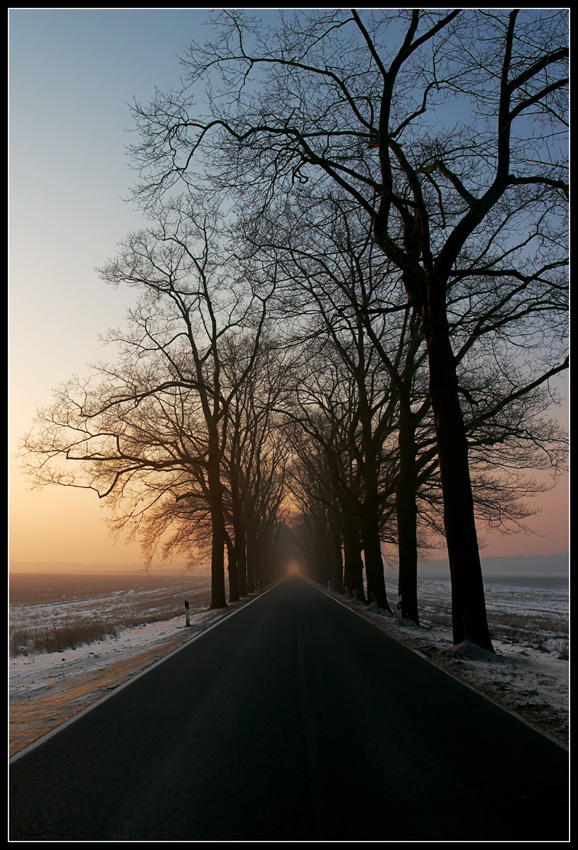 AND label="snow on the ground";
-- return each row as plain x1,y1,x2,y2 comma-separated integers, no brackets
9,609,222,701
9,576,569,757
9,604,233,758
333,586,569,748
